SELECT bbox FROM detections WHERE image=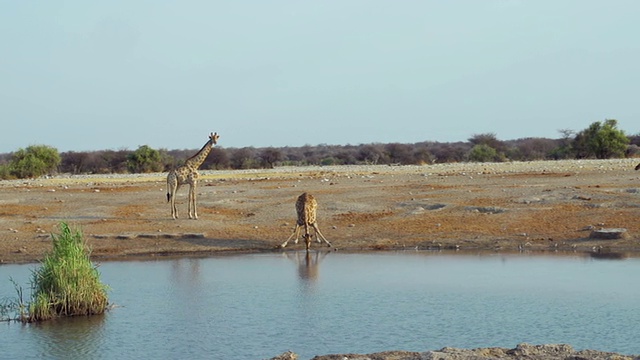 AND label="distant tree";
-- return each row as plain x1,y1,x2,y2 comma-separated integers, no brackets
385,143,414,164
100,150,130,173
356,144,385,164
258,147,283,168
0,153,12,179
0,165,11,179
81,152,109,173
334,150,357,165
627,144,640,158
60,151,90,174
572,119,629,159
202,147,230,169
507,138,559,161
320,157,338,166
0,152,11,165
297,145,324,164
9,145,61,178
412,146,434,165
468,133,506,153
548,129,575,160
127,145,163,173
429,142,470,163
625,133,640,158
230,147,257,169
467,144,502,162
